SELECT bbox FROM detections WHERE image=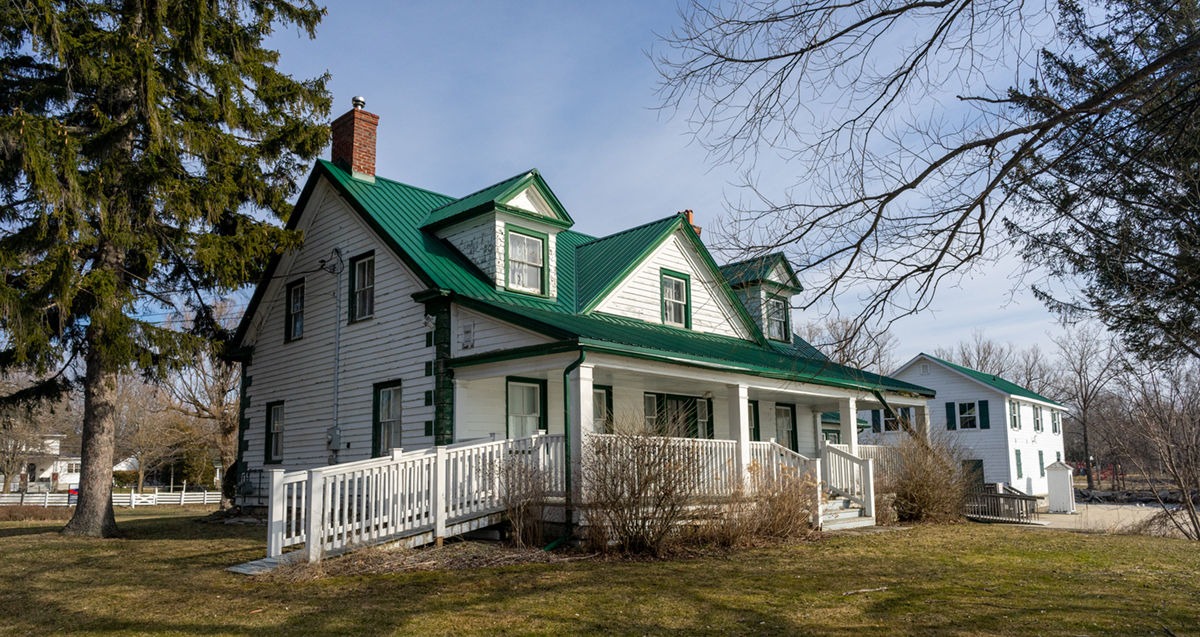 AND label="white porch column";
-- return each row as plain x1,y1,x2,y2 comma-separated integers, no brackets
568,363,594,517
913,404,931,440
839,397,858,455
812,411,823,448
727,384,751,488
